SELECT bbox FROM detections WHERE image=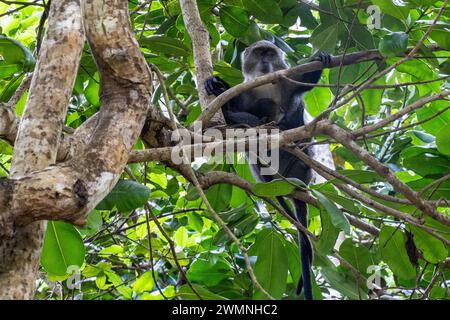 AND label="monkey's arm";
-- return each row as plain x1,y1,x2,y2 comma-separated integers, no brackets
289,52,332,94
205,76,267,127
